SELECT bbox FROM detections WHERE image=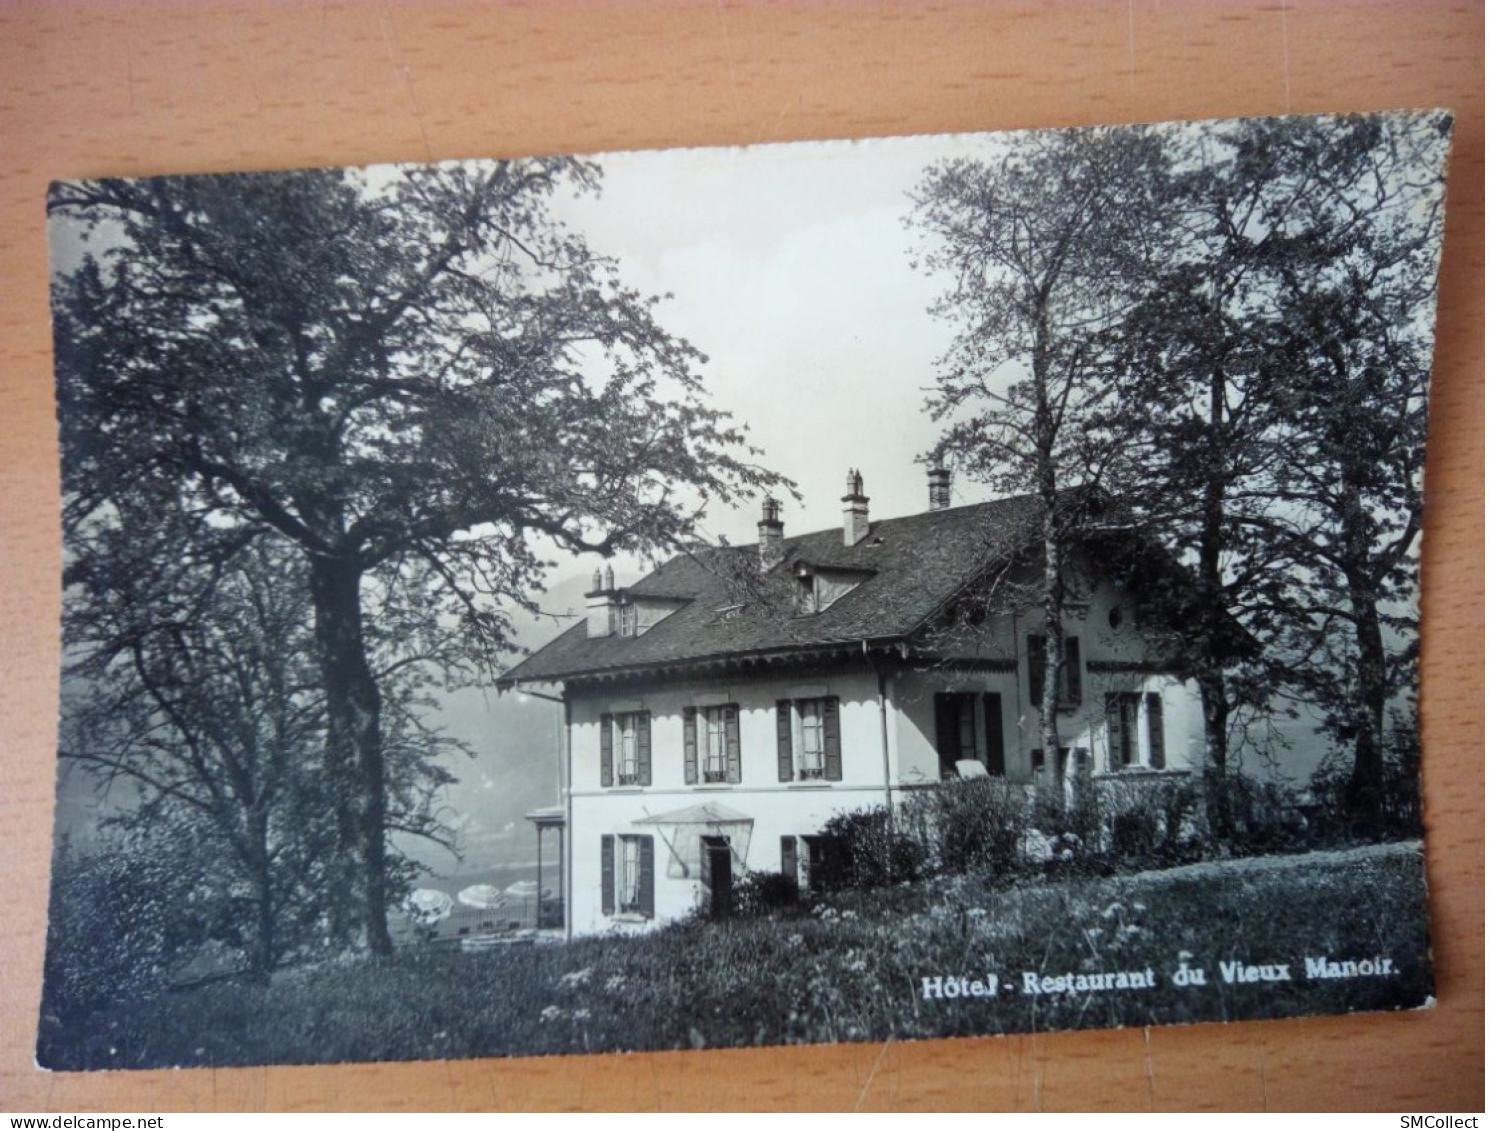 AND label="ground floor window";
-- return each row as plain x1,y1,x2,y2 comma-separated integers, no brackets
1105,691,1166,771
781,834,840,892
601,833,654,918
934,692,1006,778
934,692,977,778
1031,746,1073,780
1107,693,1141,768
